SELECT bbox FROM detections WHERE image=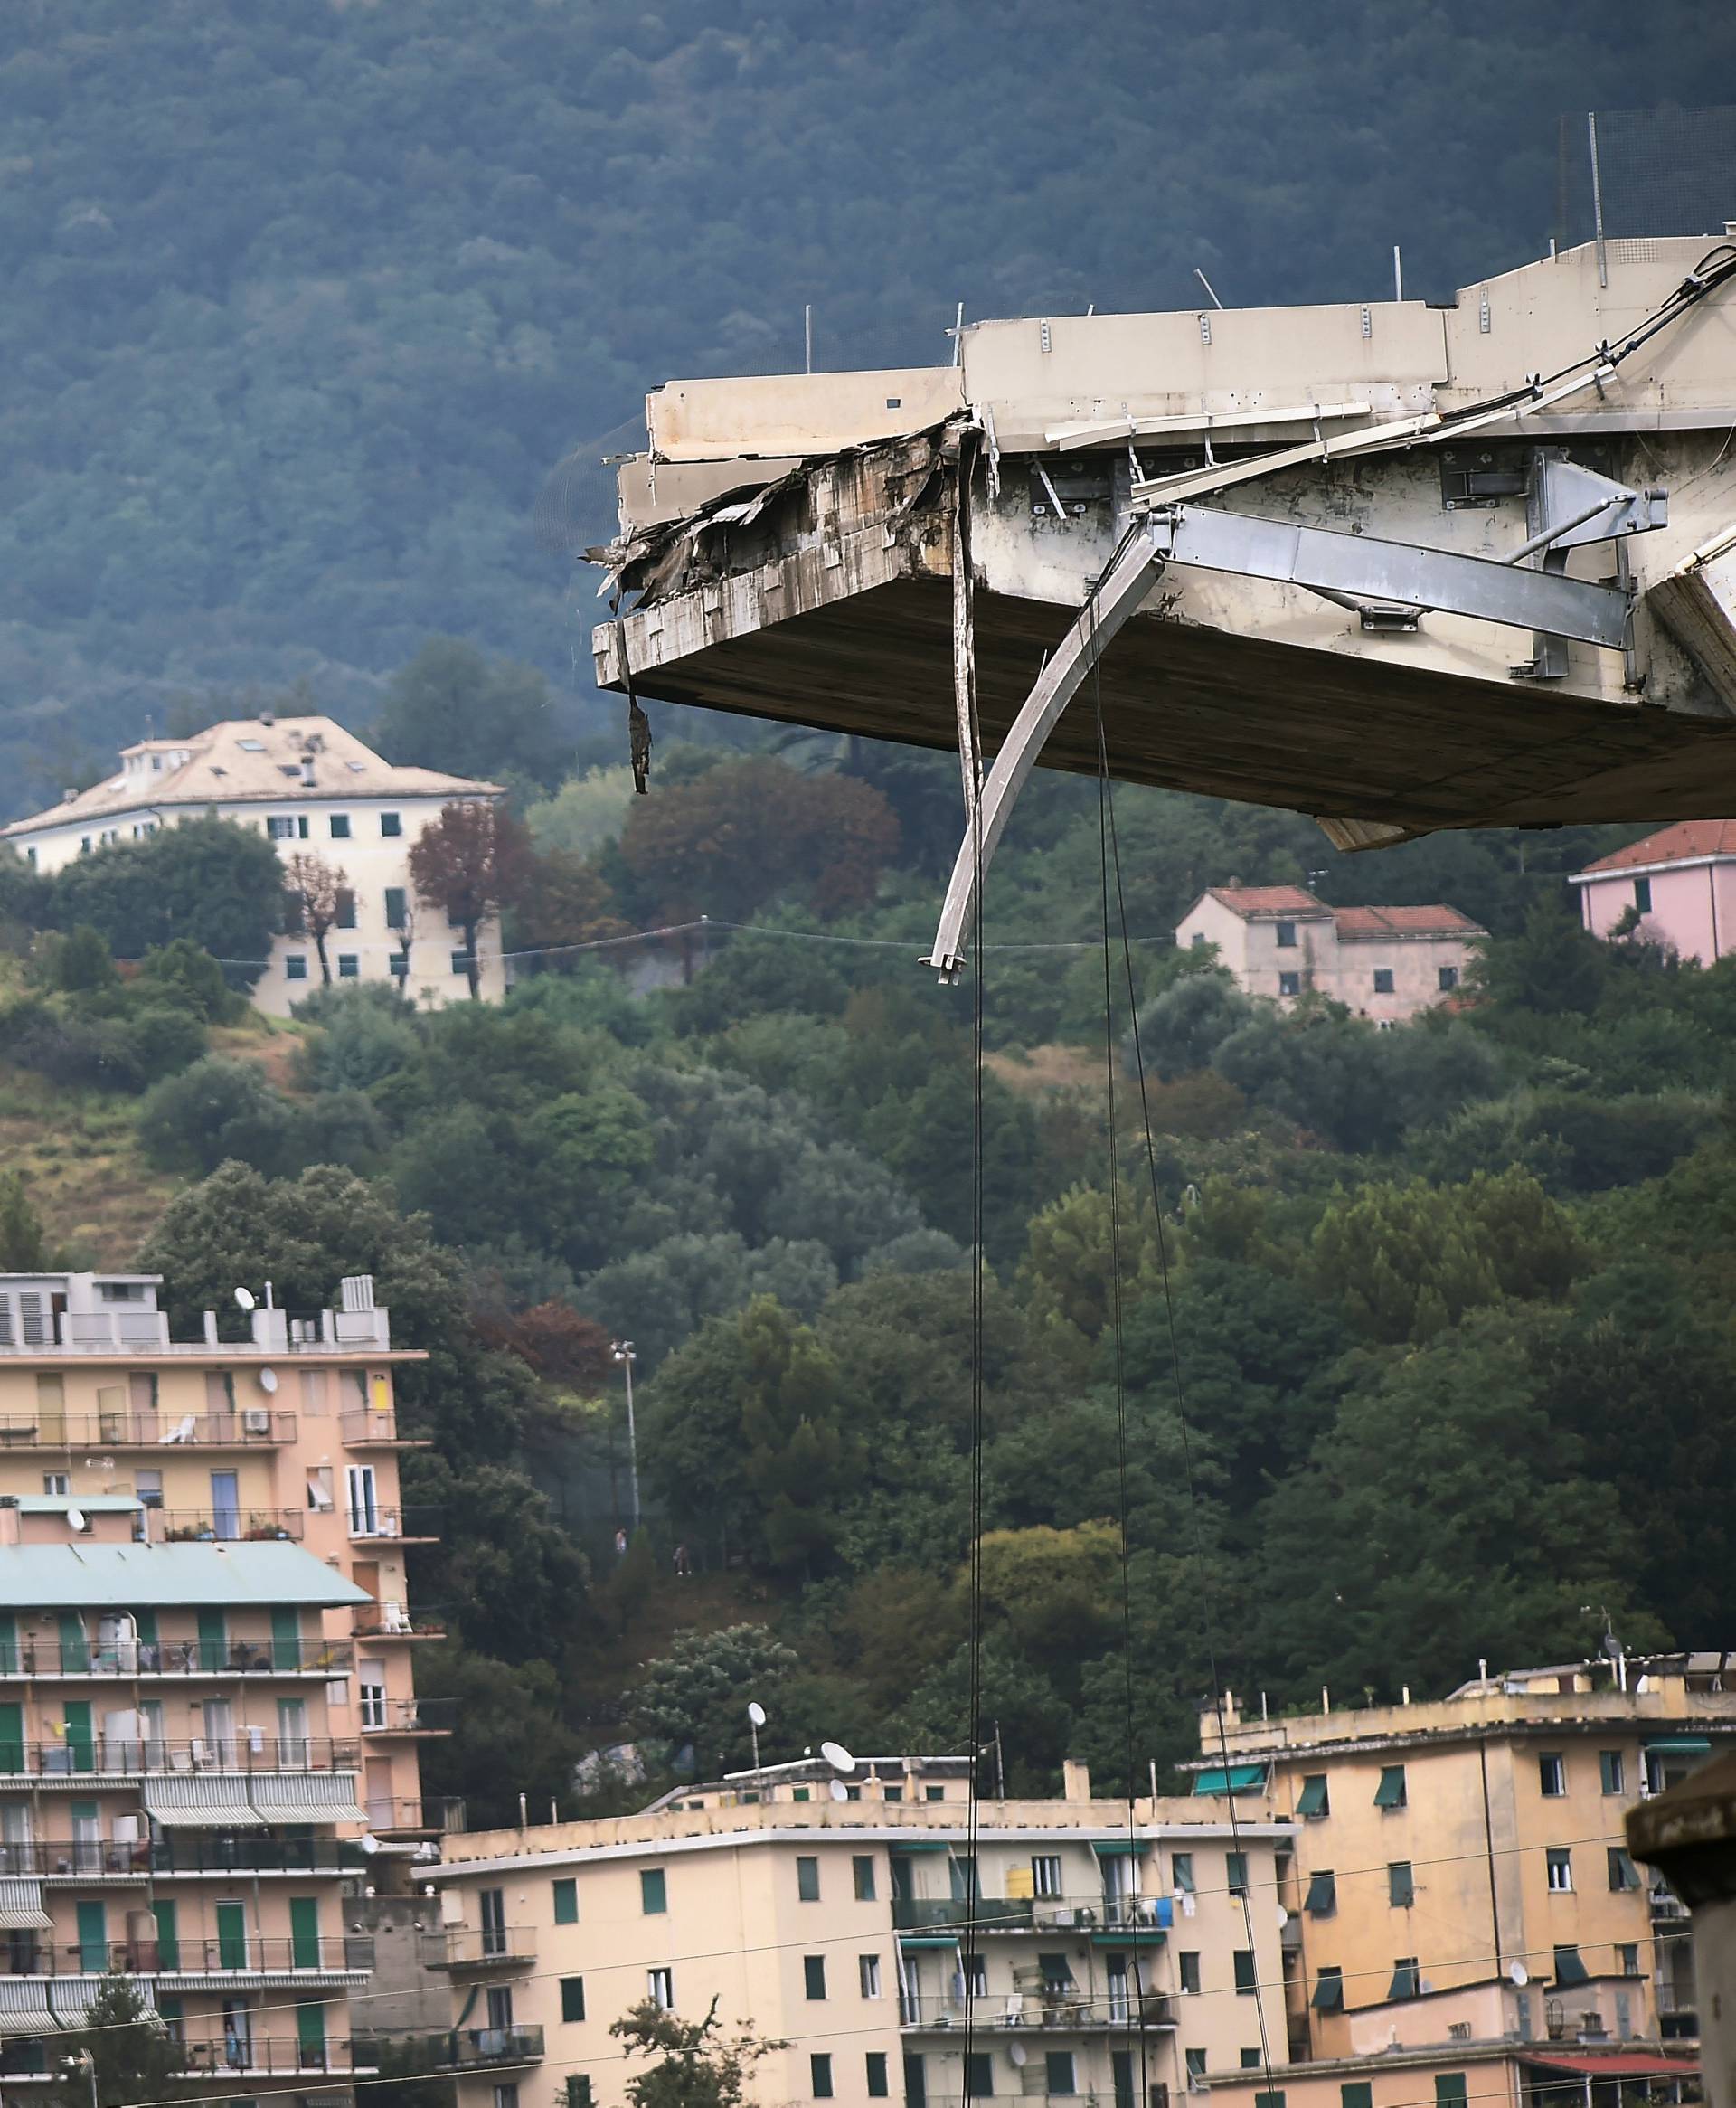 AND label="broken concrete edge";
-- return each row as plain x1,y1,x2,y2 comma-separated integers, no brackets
1627,1748,1736,1907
